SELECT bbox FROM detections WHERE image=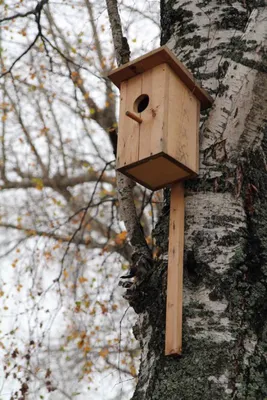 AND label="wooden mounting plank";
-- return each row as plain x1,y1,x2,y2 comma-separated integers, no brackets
165,182,185,356
107,46,213,110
